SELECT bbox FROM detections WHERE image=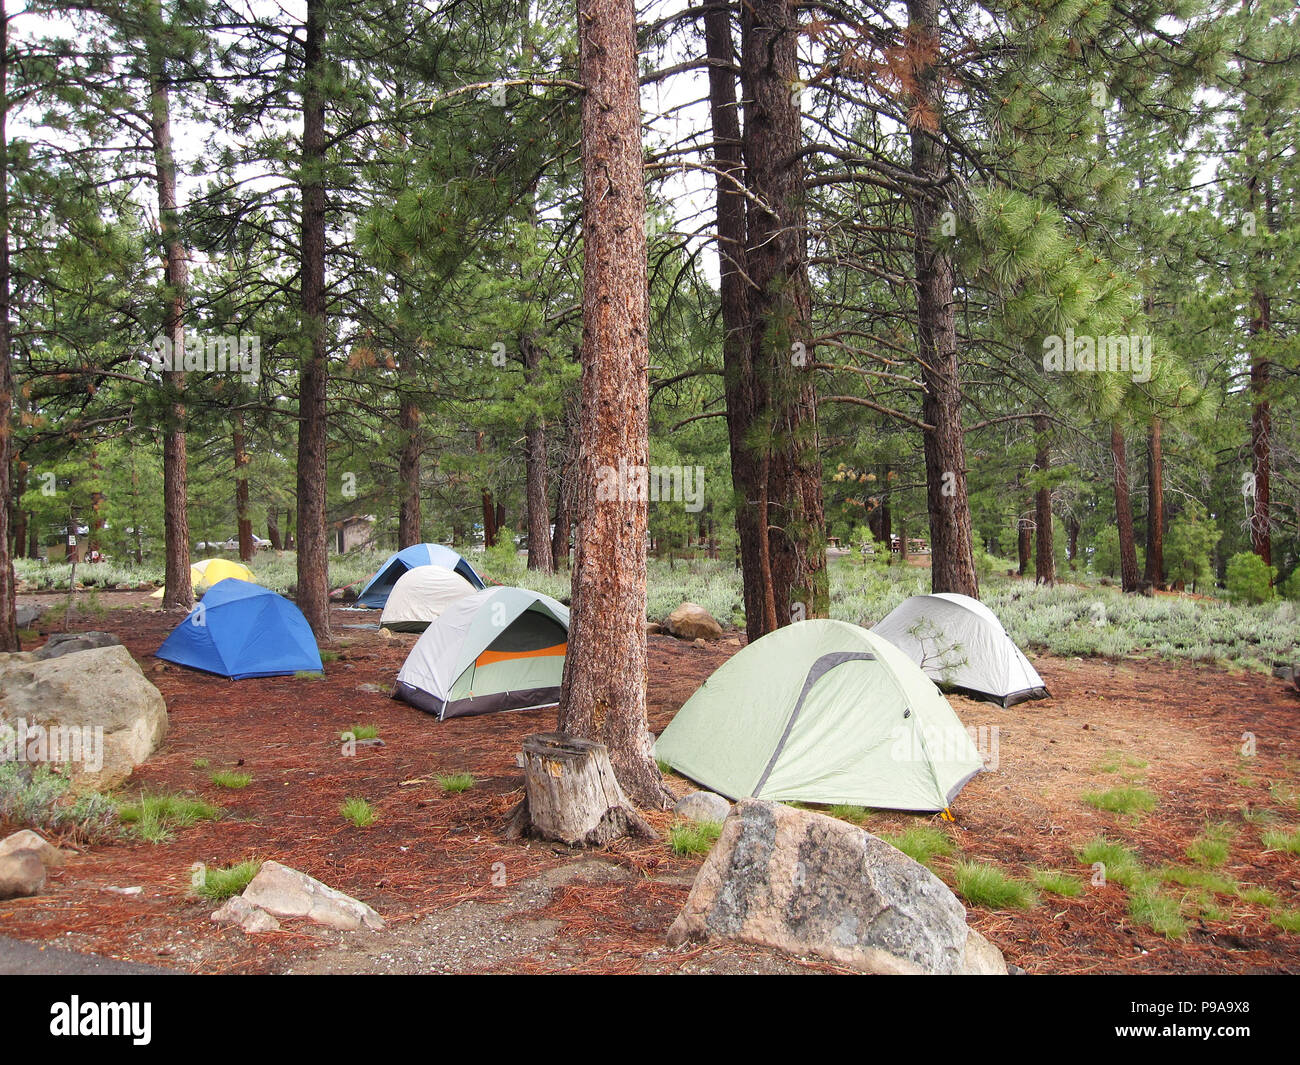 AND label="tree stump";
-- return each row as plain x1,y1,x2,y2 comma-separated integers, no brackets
505,732,657,847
